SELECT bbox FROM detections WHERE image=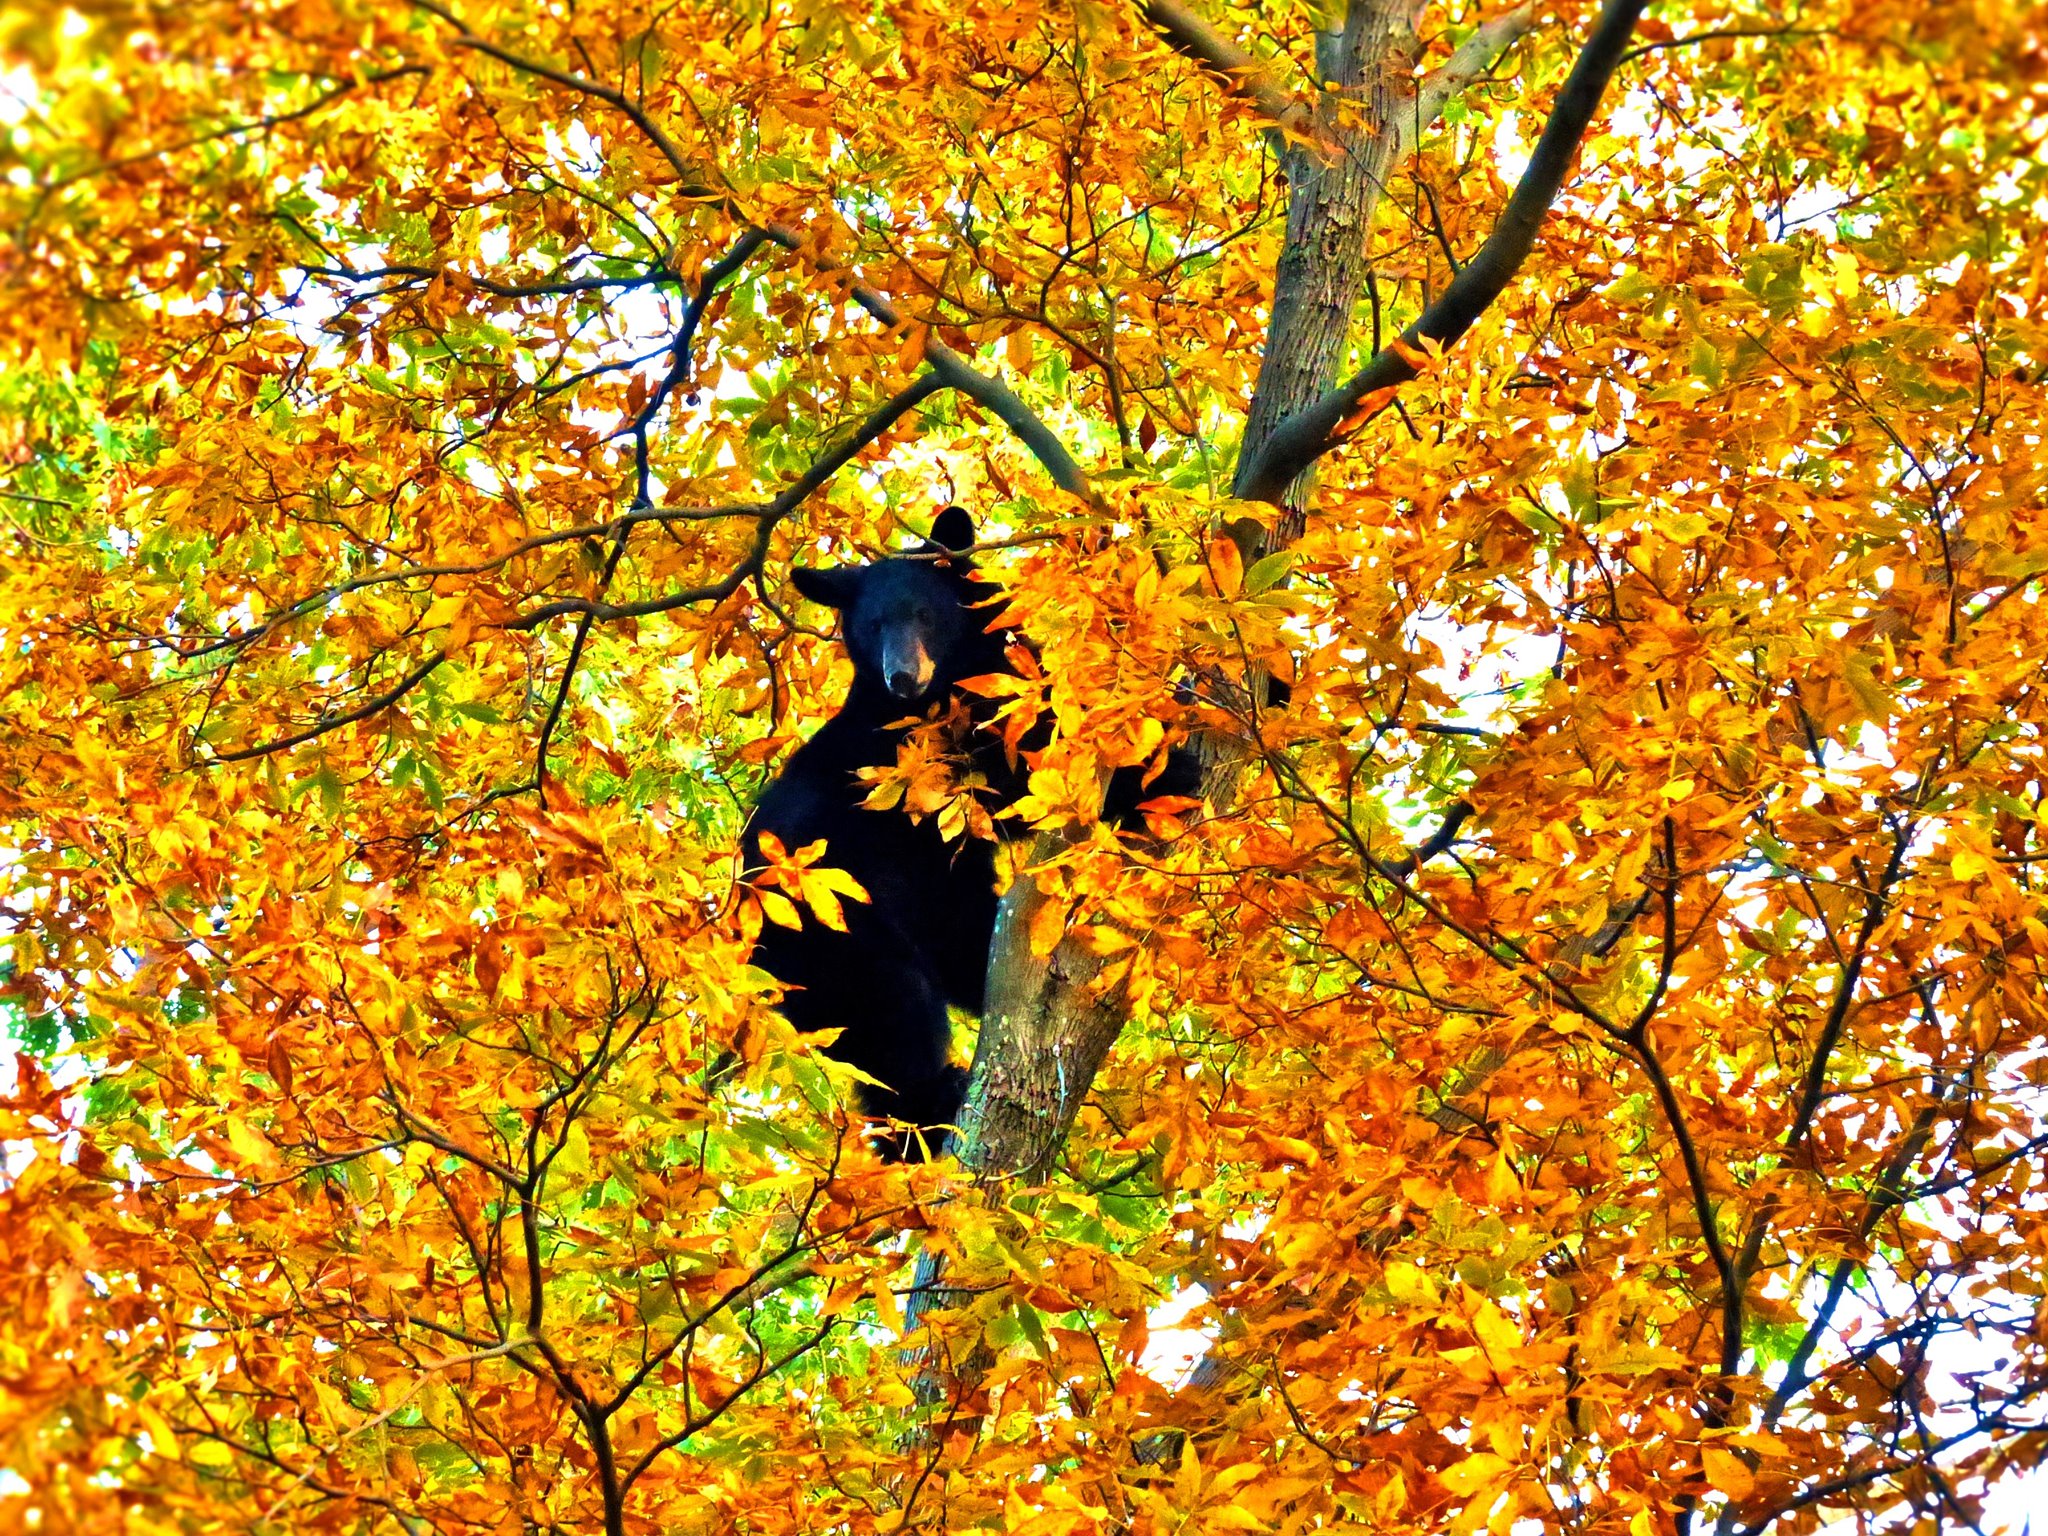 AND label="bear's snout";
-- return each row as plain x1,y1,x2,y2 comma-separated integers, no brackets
882,635,935,700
